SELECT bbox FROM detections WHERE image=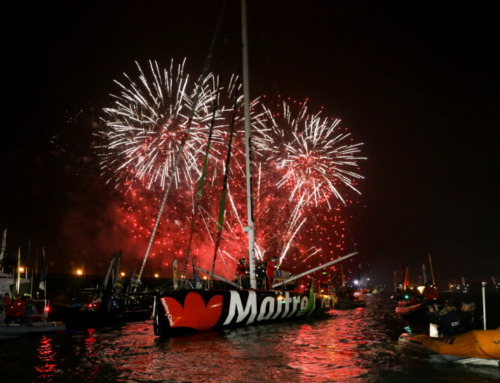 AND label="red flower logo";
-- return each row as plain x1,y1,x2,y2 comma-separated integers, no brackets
161,292,223,331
